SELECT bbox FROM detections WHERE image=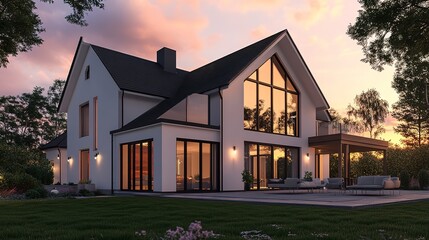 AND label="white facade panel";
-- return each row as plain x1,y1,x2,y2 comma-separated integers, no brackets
113,123,219,192
220,44,319,191
66,46,120,191
122,92,163,125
